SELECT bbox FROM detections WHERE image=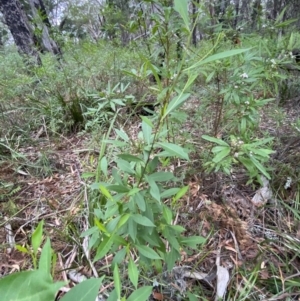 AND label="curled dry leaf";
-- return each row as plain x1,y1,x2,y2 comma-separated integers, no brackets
251,176,272,206
215,249,230,301
215,265,230,301
68,269,87,283
4,220,14,254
